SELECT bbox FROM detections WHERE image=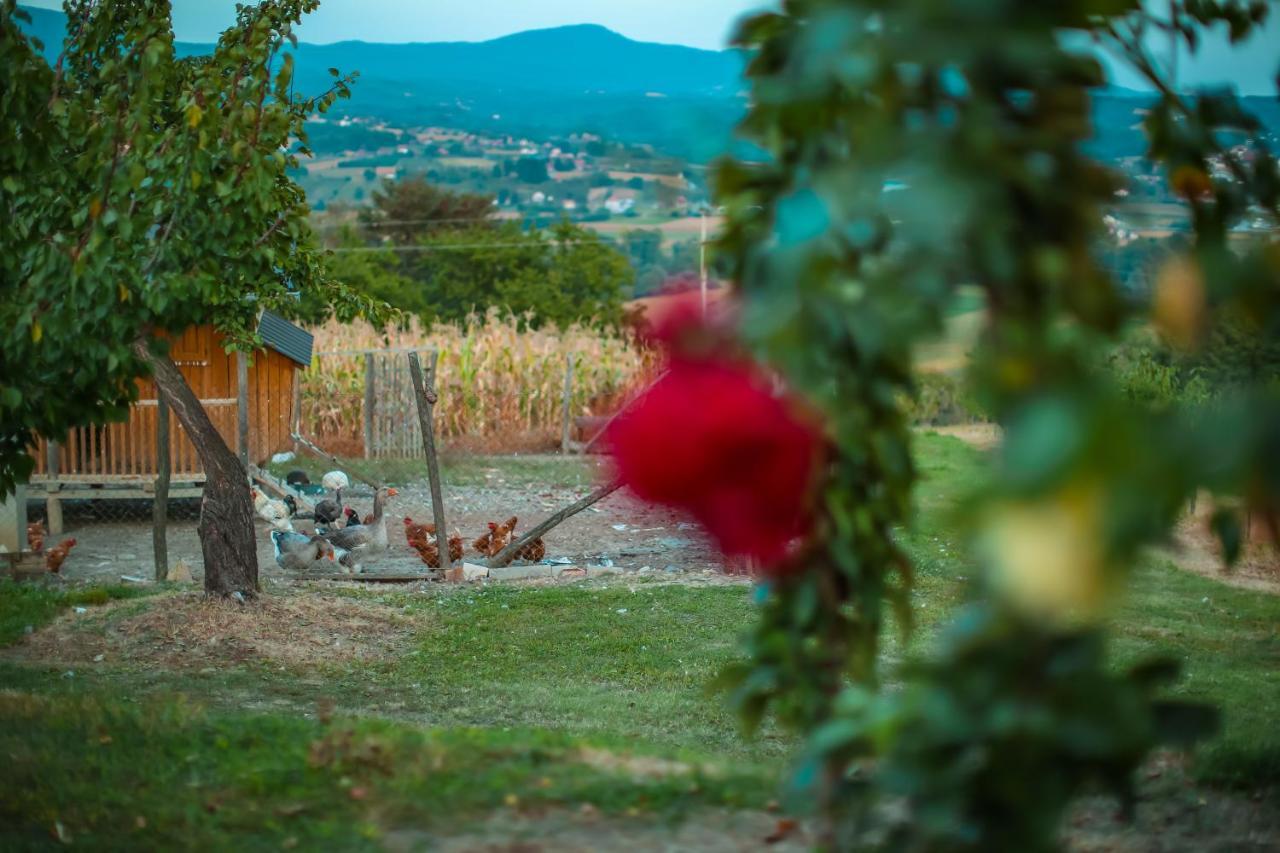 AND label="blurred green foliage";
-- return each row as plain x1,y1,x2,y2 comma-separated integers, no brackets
713,0,1278,847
